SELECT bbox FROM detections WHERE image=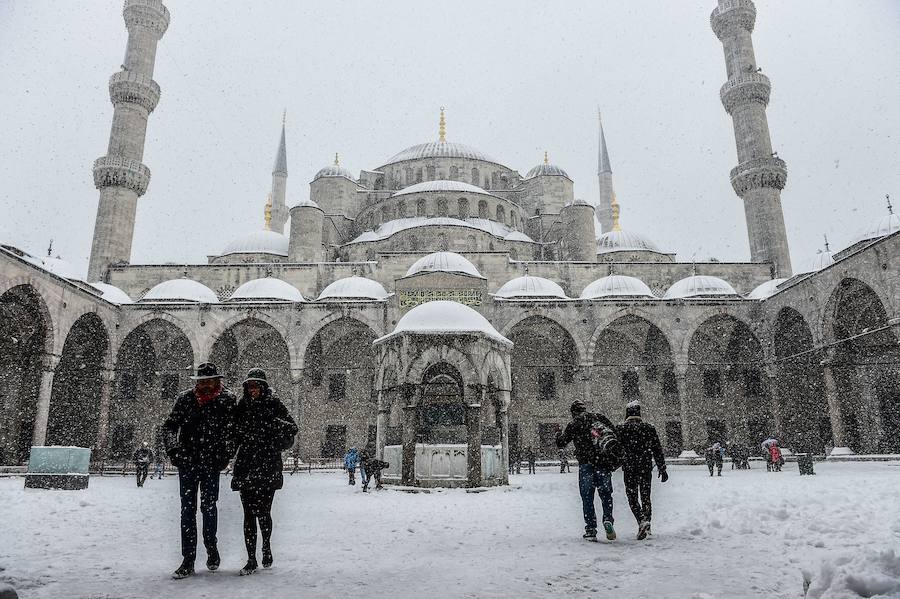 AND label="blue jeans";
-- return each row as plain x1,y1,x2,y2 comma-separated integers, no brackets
178,467,220,561
578,463,614,531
